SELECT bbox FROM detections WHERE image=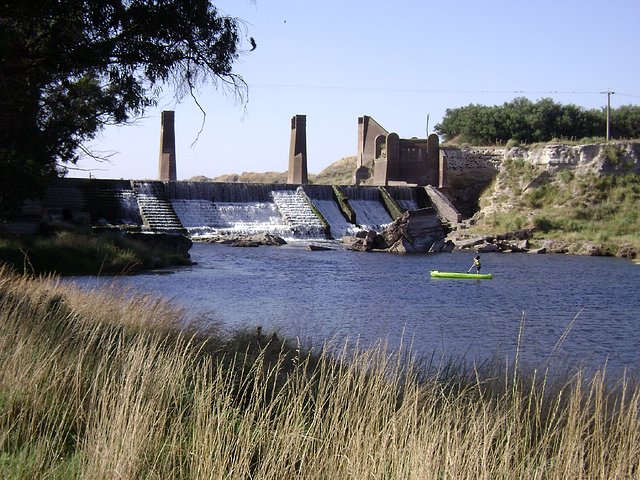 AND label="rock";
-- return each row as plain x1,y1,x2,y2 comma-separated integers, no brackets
541,239,569,254
441,240,456,253
495,239,528,252
249,233,287,245
572,241,612,256
228,241,260,247
388,238,417,254
452,236,486,249
382,209,446,253
341,208,446,254
207,233,286,247
307,244,333,251
342,235,371,252
428,239,445,253
476,242,500,253
615,244,637,258
496,229,534,241
527,247,547,254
